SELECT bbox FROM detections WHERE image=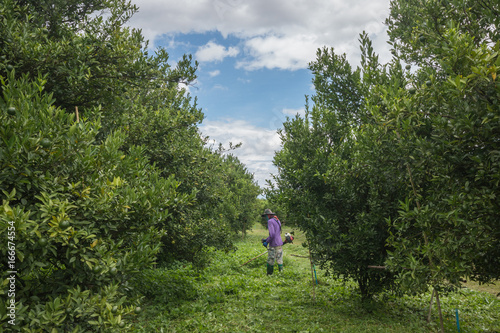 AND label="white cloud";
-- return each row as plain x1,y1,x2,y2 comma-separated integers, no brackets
212,84,228,91
208,70,221,77
237,34,319,71
177,81,191,95
129,0,392,69
282,107,305,117
195,41,239,62
127,0,394,186
200,119,281,188
237,77,251,84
